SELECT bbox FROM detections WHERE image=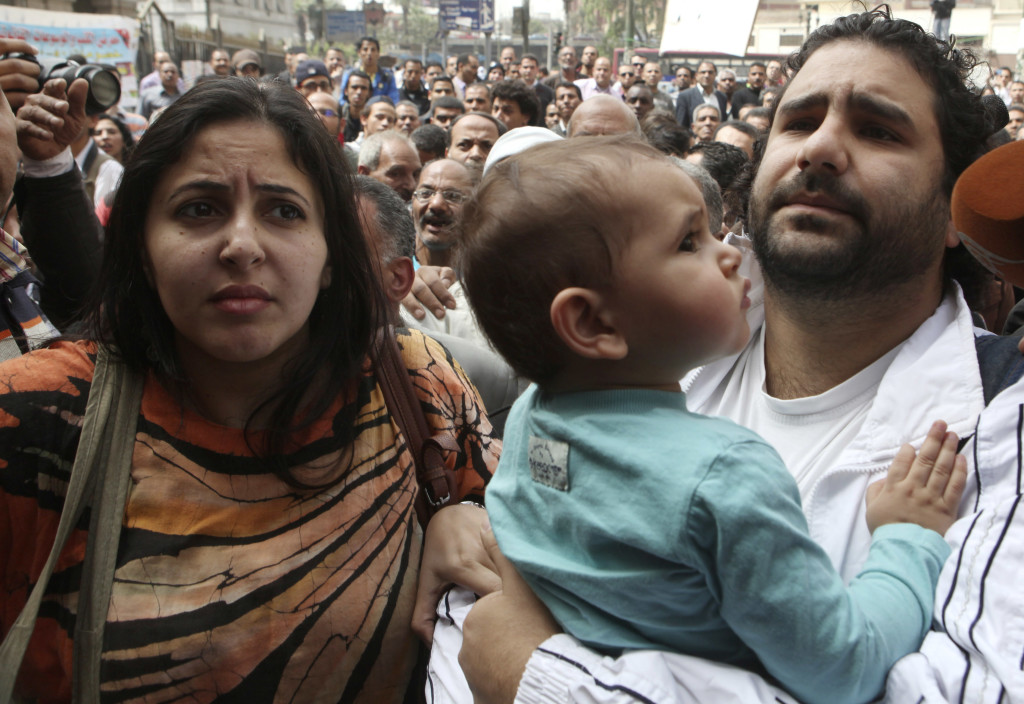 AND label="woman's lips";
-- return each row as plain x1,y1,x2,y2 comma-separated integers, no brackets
211,285,271,314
